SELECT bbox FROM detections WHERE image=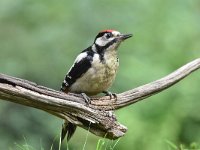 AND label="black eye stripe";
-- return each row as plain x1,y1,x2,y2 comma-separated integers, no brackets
94,32,114,42
106,33,112,39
